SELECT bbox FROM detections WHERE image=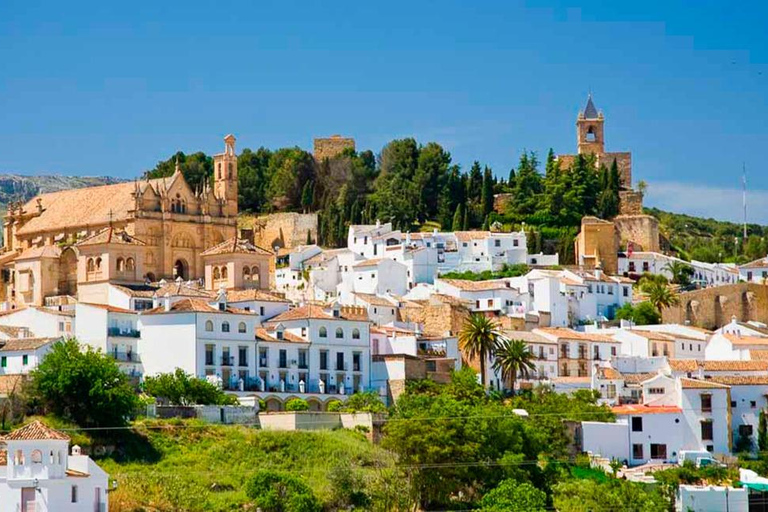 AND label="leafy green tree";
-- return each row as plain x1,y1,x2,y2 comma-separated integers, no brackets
143,369,238,406
238,147,273,212
478,480,546,512
285,398,310,411
459,314,503,388
30,339,139,427
641,281,680,312
511,152,543,217
244,470,321,512
414,142,451,221
553,479,668,511
467,161,484,203
760,410,768,452
266,147,316,210
615,301,661,325
338,391,386,413
492,339,536,394
144,151,213,192
328,464,371,509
